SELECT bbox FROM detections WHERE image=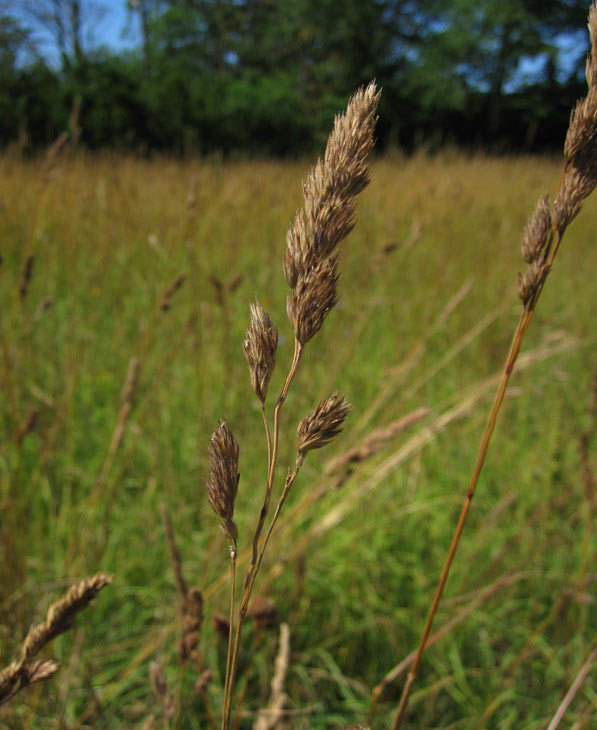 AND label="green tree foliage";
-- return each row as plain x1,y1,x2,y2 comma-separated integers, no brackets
0,0,592,154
